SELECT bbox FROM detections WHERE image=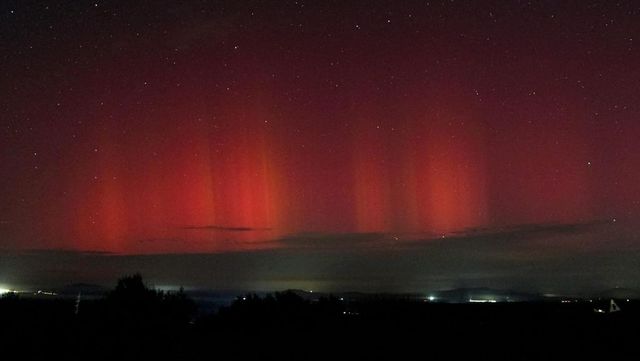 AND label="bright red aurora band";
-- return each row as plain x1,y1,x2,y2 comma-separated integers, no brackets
2,2,640,255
